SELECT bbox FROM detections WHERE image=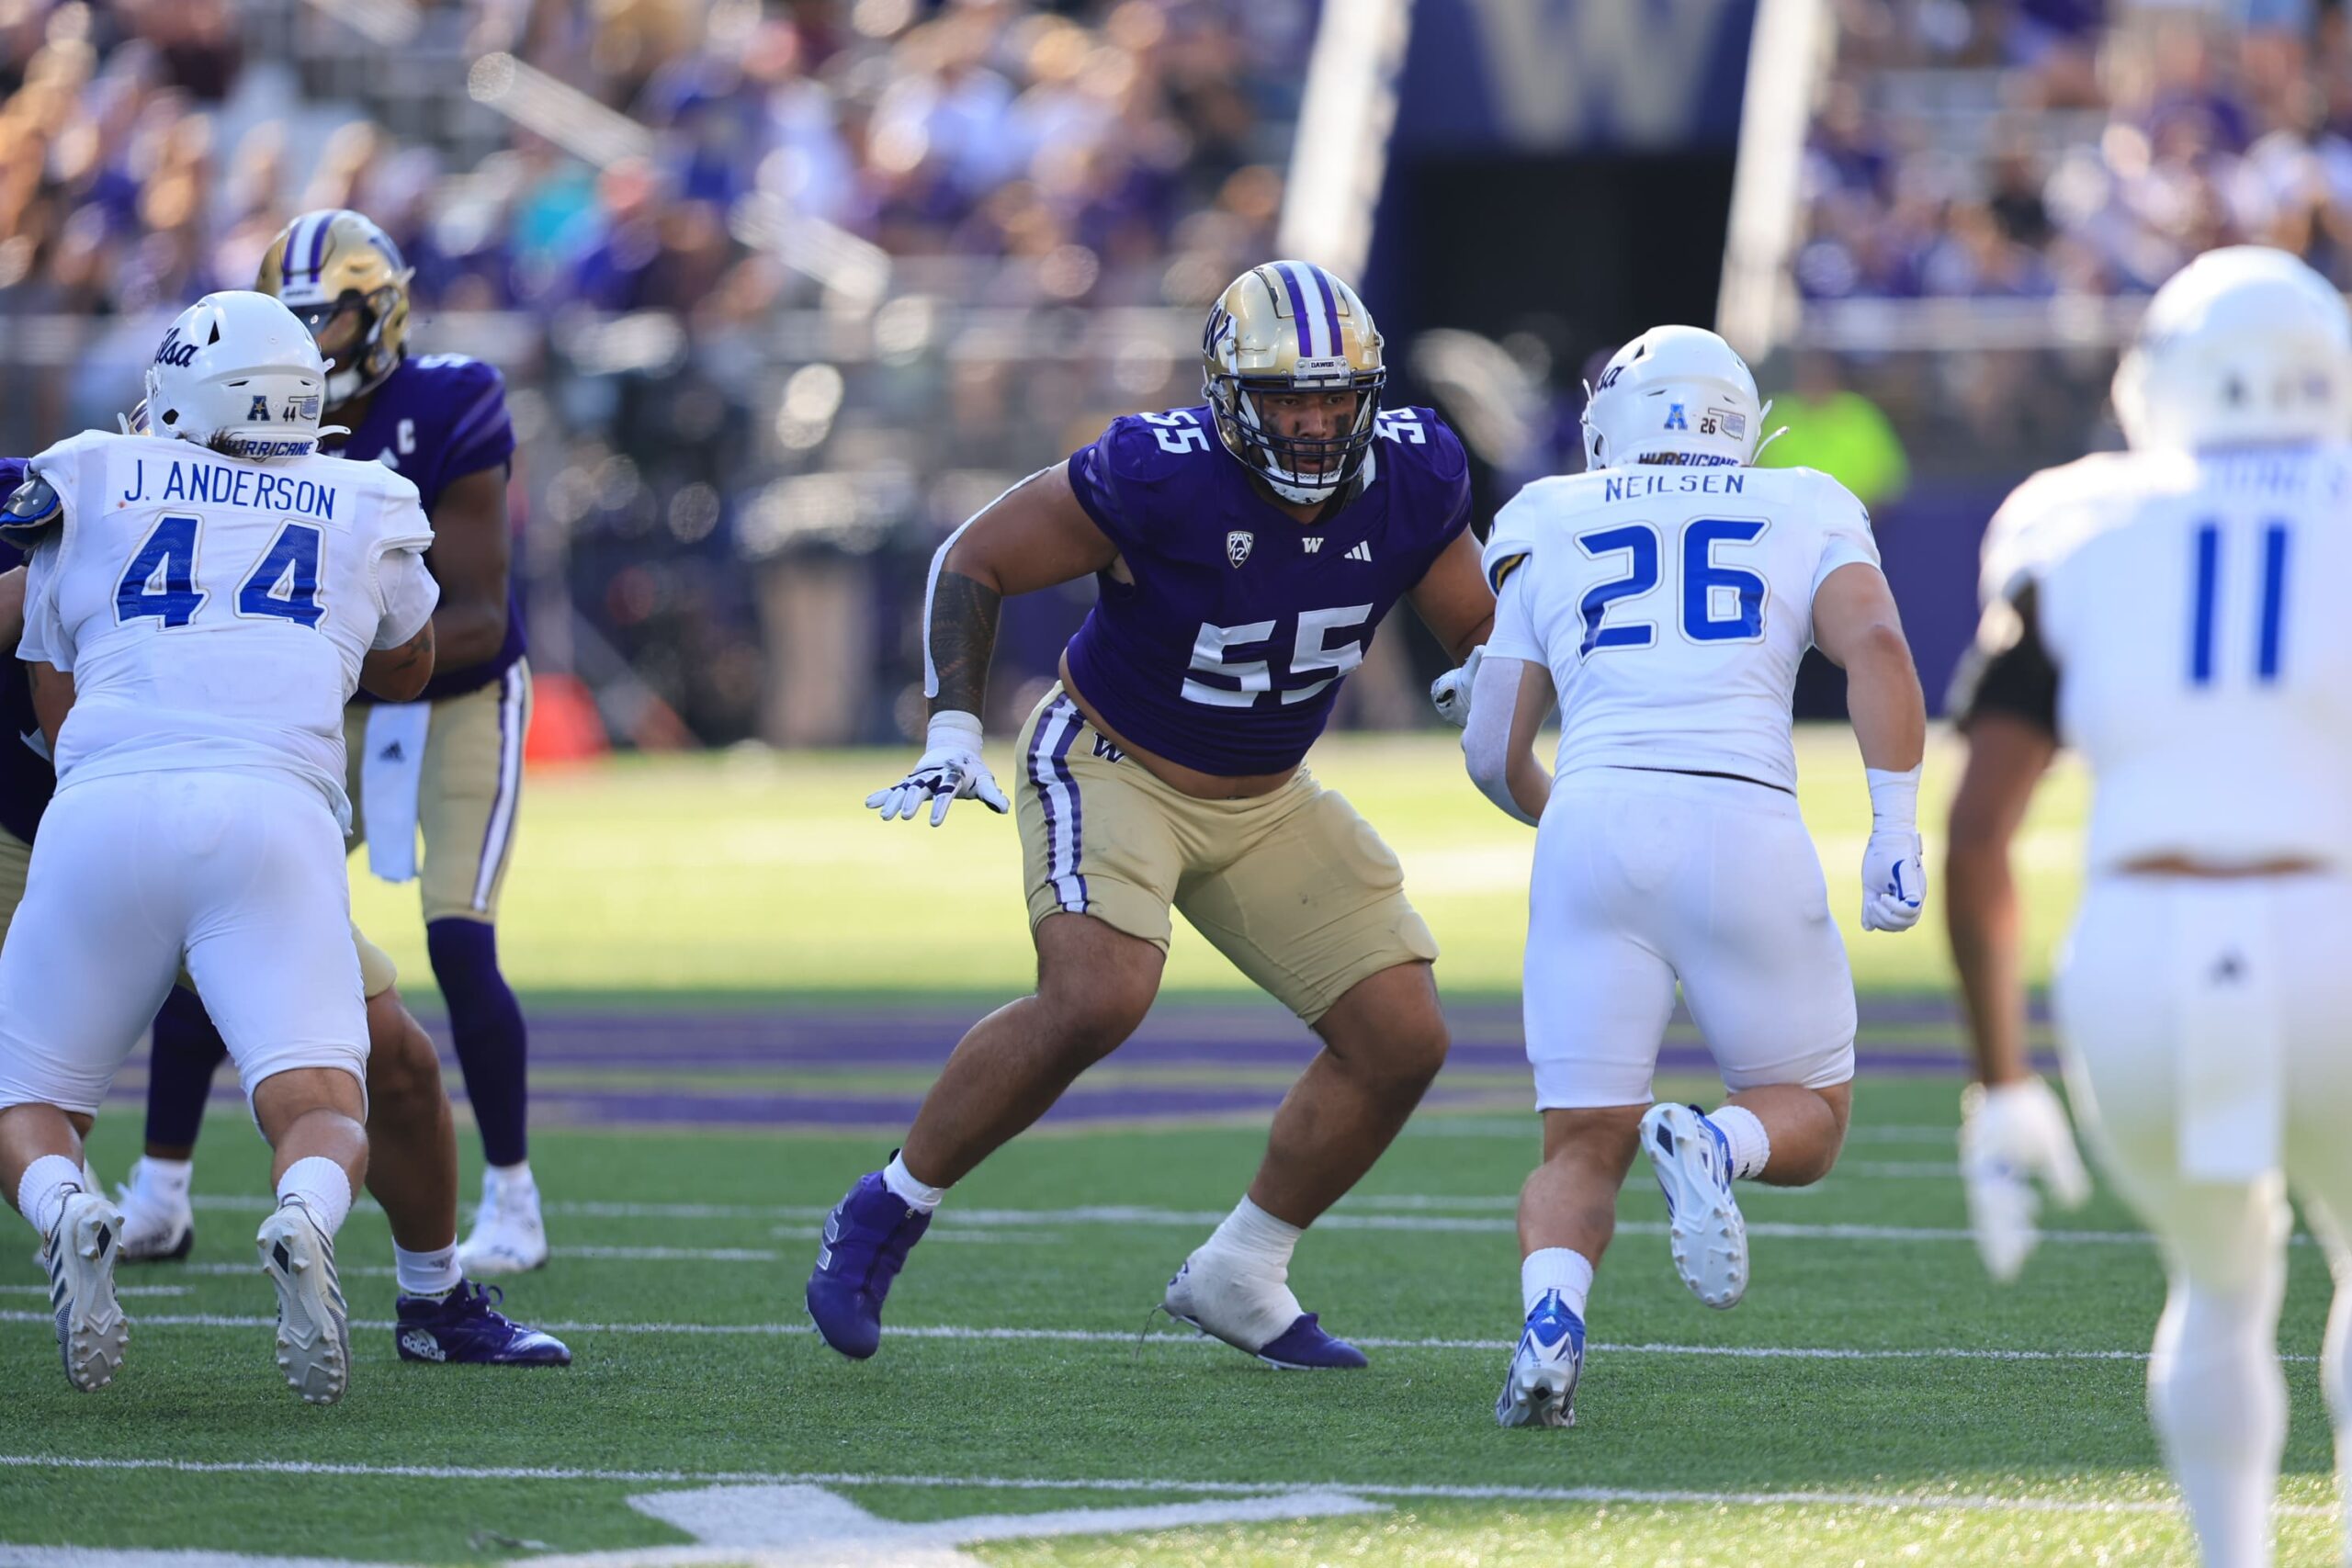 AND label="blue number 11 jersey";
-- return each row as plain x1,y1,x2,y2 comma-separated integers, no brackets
1061,403,1473,776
